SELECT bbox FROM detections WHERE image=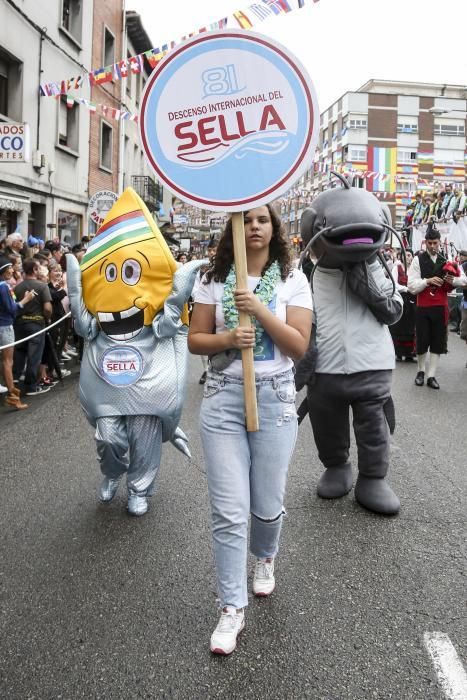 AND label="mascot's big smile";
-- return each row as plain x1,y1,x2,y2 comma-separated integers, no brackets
97,305,145,341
